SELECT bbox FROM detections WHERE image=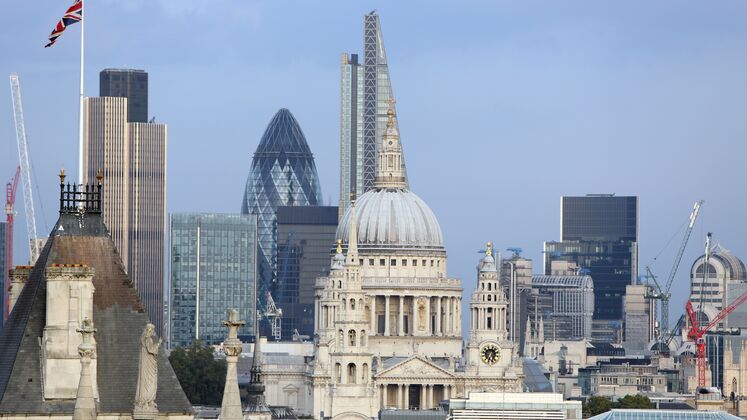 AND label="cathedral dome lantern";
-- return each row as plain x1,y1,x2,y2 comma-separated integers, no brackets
335,99,445,255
